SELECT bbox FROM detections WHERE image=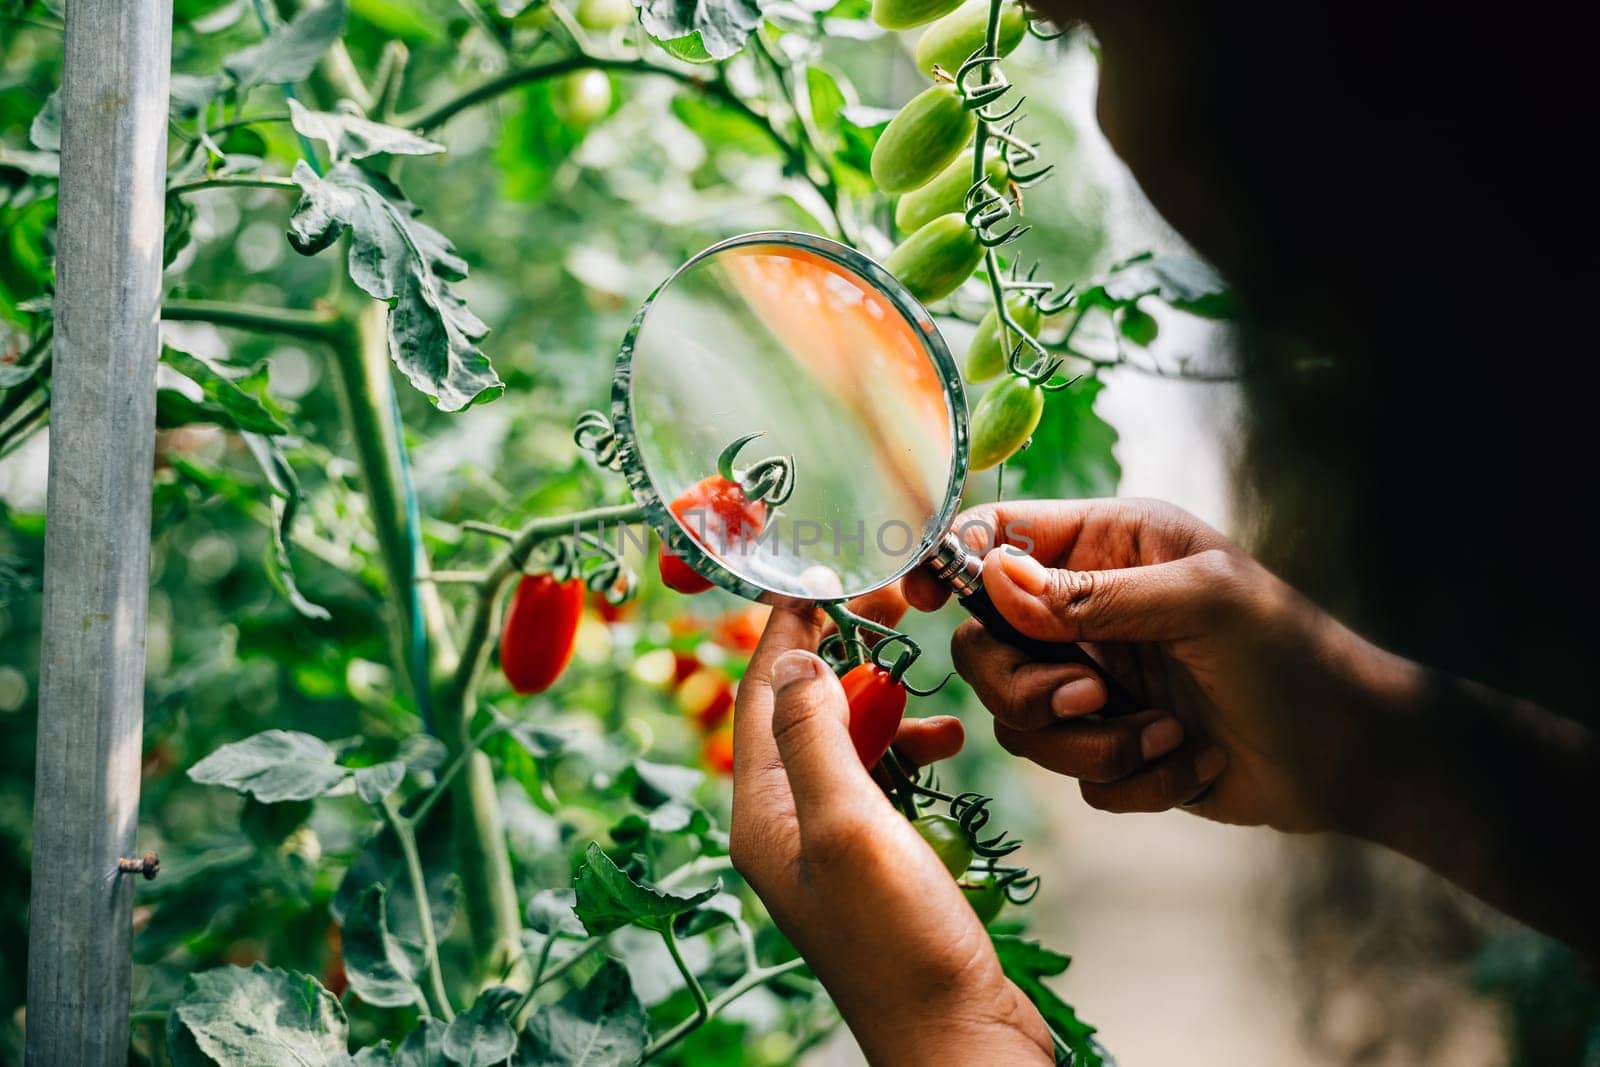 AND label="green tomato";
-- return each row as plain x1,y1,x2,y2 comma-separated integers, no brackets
576,0,634,30
871,0,962,31
870,83,976,195
915,0,1029,78
913,814,973,877
969,374,1044,470
885,213,983,304
965,294,1042,383
554,70,612,126
655,31,717,64
894,148,1009,236
961,869,1007,924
